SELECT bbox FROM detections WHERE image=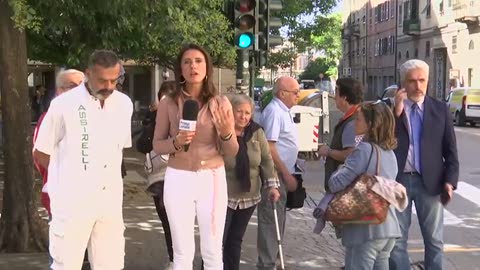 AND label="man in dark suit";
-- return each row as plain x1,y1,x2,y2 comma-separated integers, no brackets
389,59,459,270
